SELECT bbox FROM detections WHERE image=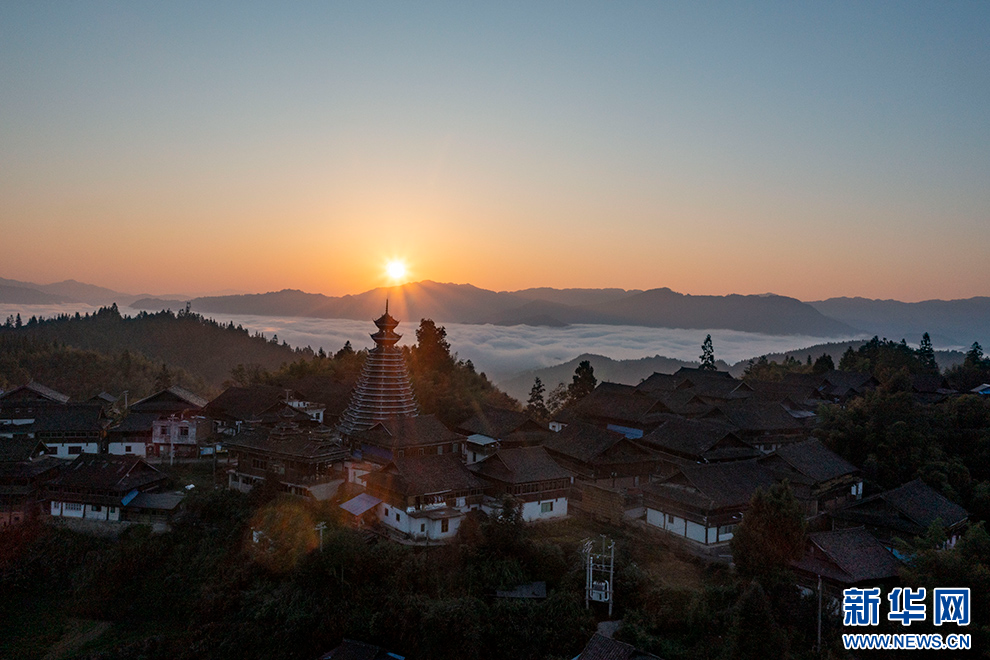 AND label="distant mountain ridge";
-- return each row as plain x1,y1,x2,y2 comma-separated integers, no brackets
4,274,988,346
128,280,859,337
809,297,990,347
